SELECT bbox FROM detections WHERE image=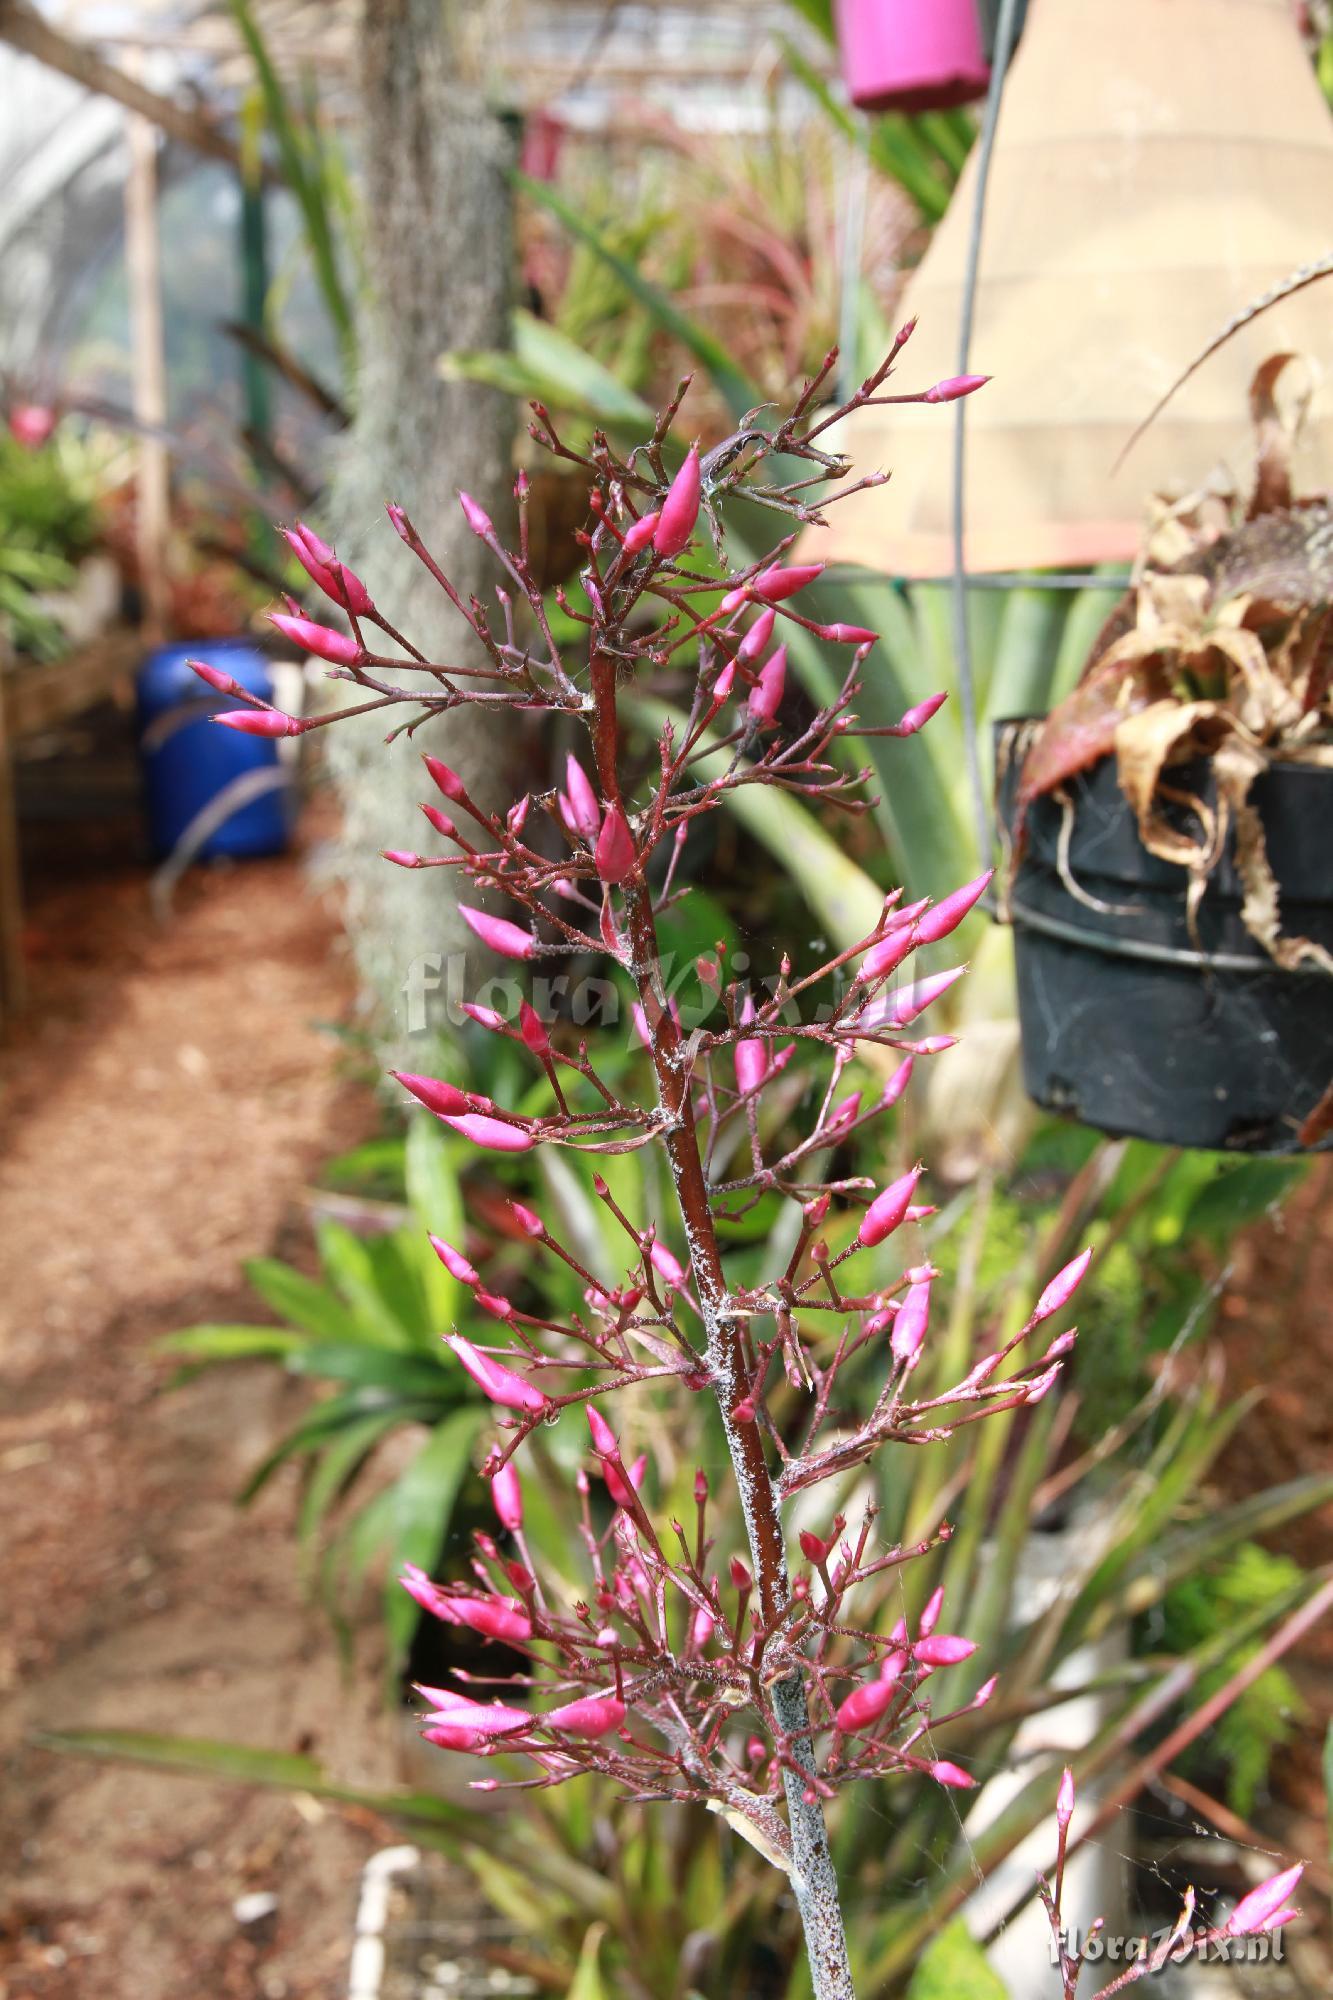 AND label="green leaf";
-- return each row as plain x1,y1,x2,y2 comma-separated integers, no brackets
320,1138,408,1192
513,174,762,423
444,310,655,429
287,1342,453,1399
298,1408,404,1552
37,1728,323,1791
779,38,958,222
154,1325,307,1364
242,1256,362,1344
785,0,834,38
314,1220,415,1348
383,1407,487,1667
34,1728,487,1837
403,1115,463,1329
238,1392,437,1504
569,1922,610,2000
227,0,354,365
906,1919,1009,2000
